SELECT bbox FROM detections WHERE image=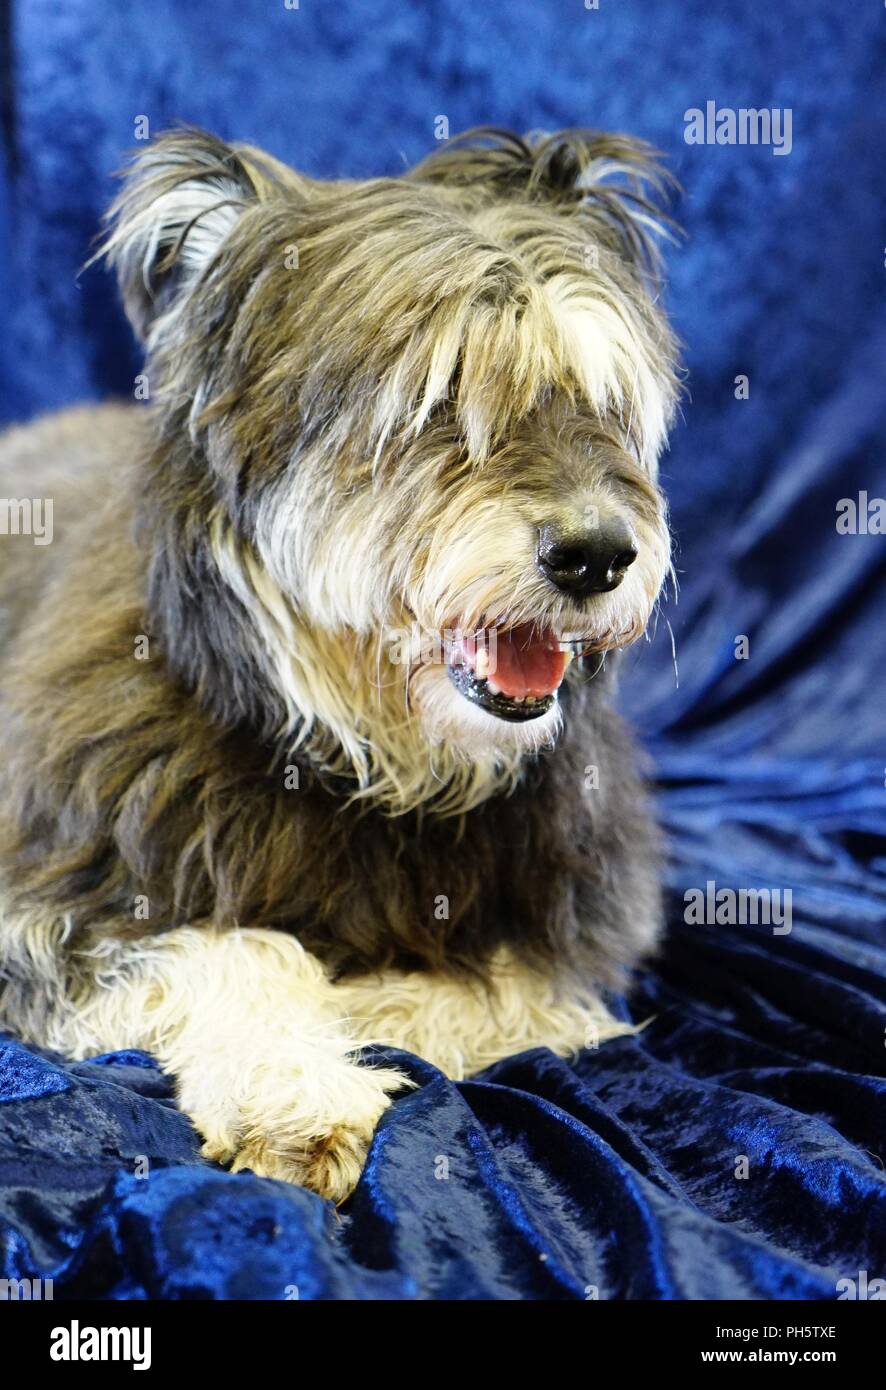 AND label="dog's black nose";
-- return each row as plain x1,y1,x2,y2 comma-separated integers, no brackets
536,519,637,597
